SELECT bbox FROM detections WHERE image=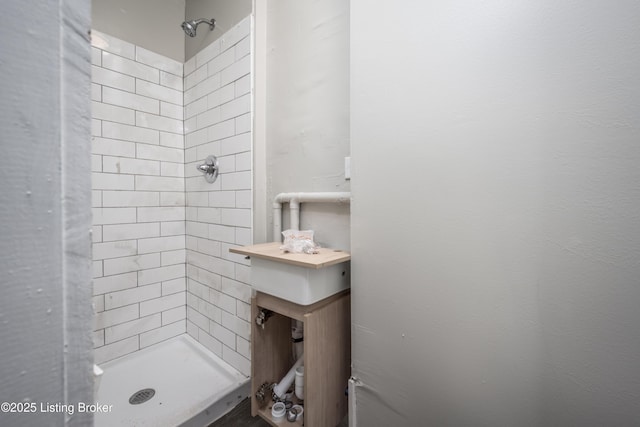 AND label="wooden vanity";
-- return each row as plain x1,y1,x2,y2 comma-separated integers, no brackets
230,244,351,427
